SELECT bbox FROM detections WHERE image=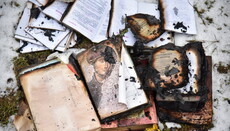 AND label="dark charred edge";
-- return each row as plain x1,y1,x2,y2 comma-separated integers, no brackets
126,14,164,43
107,0,114,37
60,2,74,21
30,5,41,19
157,57,212,125
101,102,151,123
16,41,28,53
158,0,166,30
18,59,61,78
69,55,102,122
149,43,189,89
184,42,208,96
